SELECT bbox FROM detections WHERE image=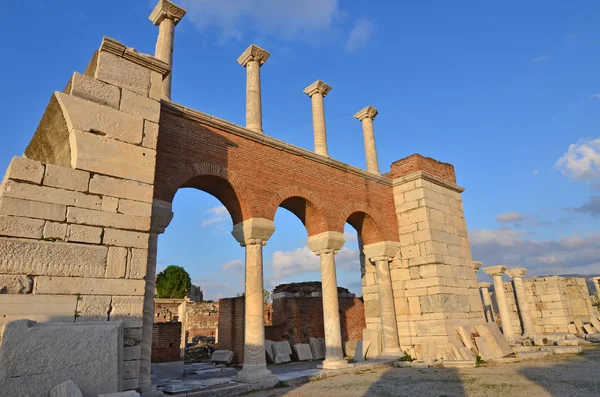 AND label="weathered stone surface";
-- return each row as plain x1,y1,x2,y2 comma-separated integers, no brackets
111,296,144,327
211,350,234,363
0,295,77,326
44,164,90,192
44,221,68,240
128,248,147,279
102,196,119,212
294,343,313,361
49,380,83,397
0,319,123,396
99,391,139,397
124,327,142,347
354,340,370,362
123,360,140,379
76,295,111,322
264,339,276,363
35,276,144,296
142,120,159,149
0,275,32,294
67,207,150,232
120,90,160,123
68,72,121,109
106,247,127,278
104,229,149,249
118,199,152,217
2,156,44,184
124,346,141,361
275,354,291,363
0,196,66,222
309,337,326,360
0,215,44,239
0,237,107,277
2,180,101,210
274,341,292,356
89,175,153,203
420,294,469,313
344,340,358,358
68,224,103,244
95,51,151,96
363,329,381,359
